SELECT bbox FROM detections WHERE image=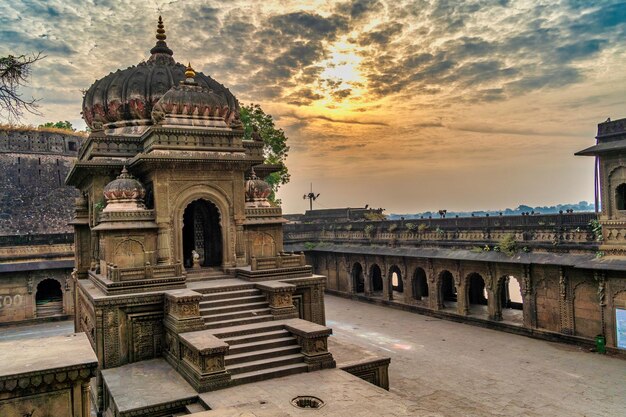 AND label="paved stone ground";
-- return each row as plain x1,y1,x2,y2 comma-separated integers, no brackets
2,298,625,416
325,294,626,417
